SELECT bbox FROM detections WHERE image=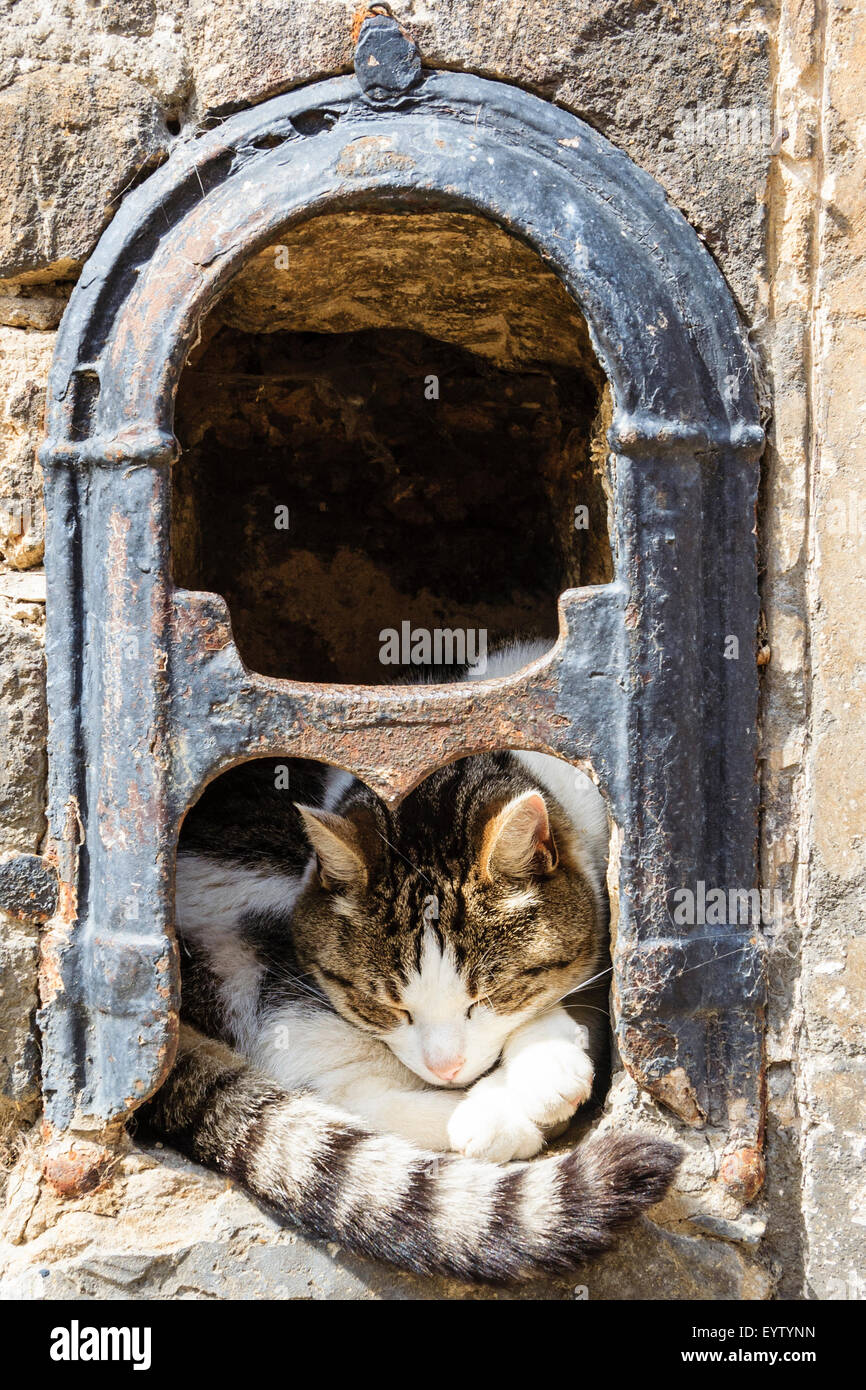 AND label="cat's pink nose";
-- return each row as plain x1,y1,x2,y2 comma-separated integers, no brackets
427,1057,465,1082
